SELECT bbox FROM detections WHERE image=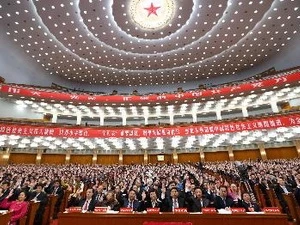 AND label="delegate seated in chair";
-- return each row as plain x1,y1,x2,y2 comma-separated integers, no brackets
0,190,29,225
